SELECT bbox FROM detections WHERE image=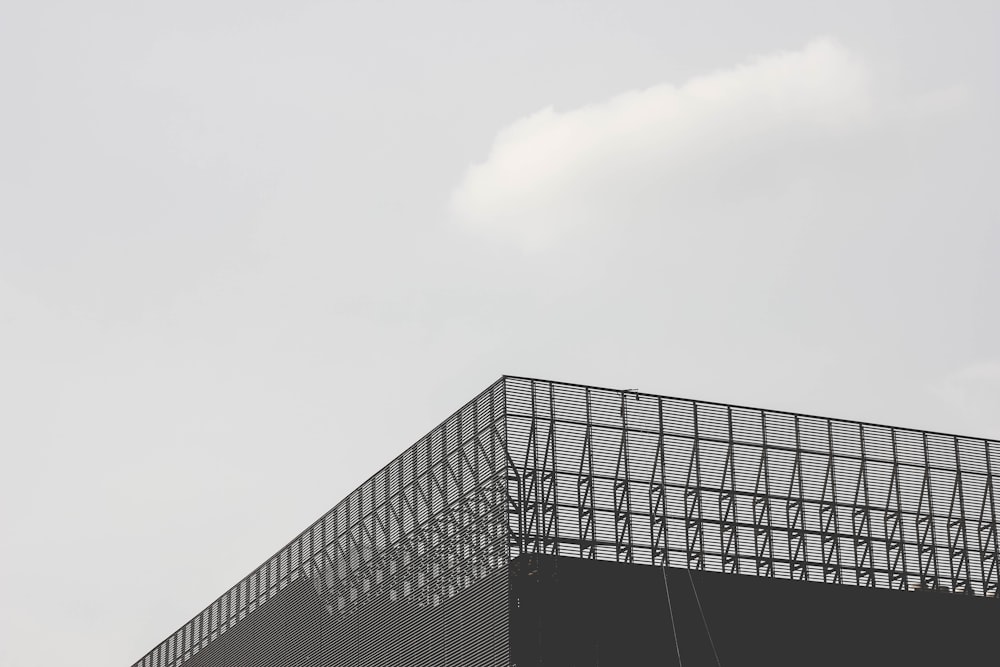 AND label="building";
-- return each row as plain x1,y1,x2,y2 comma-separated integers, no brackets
132,376,1000,666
